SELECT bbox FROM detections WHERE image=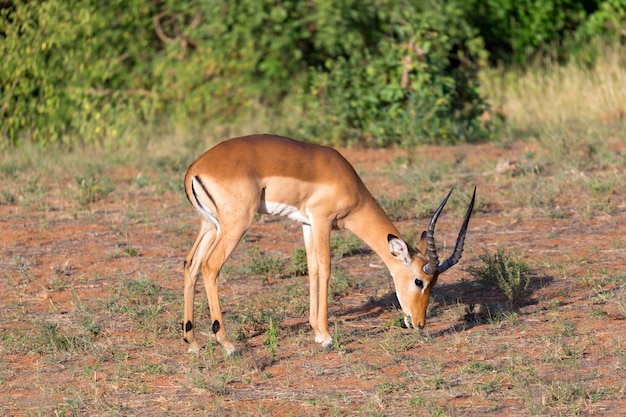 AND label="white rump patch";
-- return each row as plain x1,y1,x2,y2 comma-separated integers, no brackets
259,201,311,224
